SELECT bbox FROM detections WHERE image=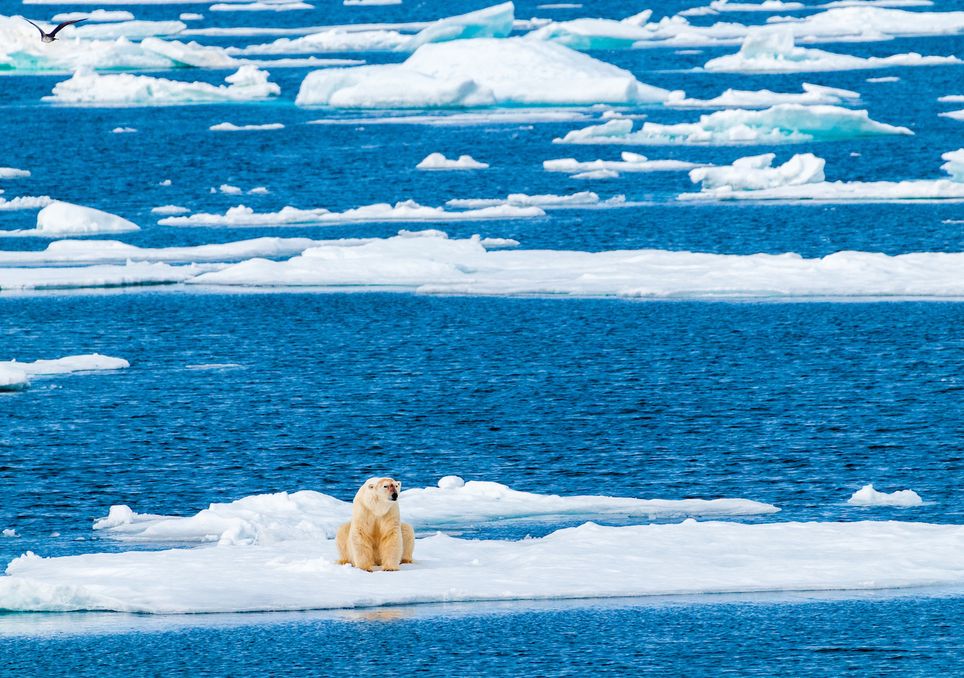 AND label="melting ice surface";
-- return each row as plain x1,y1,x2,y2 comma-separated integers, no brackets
0,354,129,392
